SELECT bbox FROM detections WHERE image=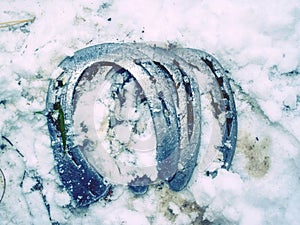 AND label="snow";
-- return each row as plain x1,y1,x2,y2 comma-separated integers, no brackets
1,0,300,224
